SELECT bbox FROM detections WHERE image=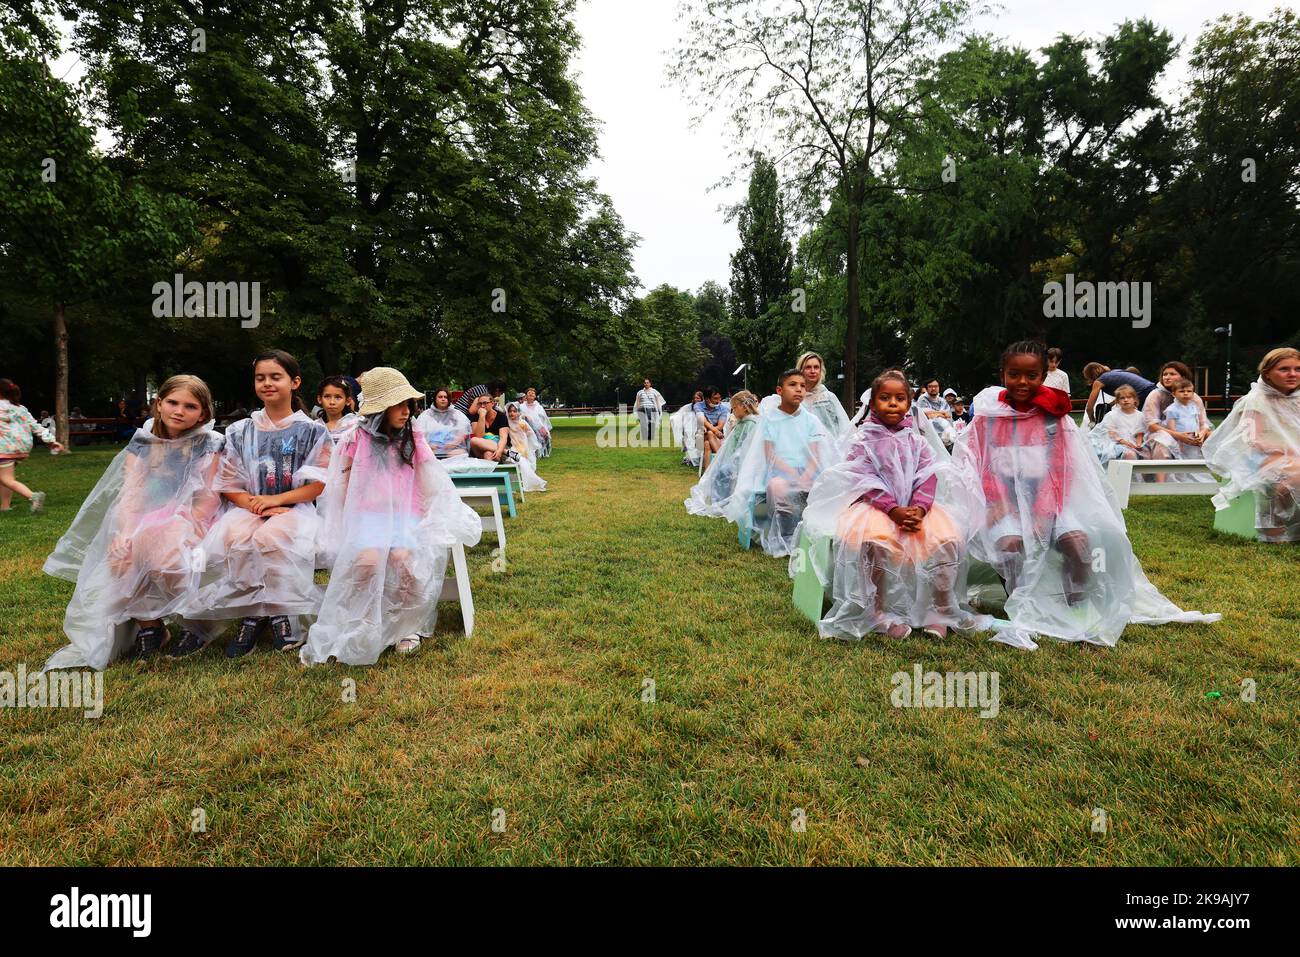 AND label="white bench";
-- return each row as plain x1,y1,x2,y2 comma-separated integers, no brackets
438,541,474,636
1106,459,1219,508
456,486,506,554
